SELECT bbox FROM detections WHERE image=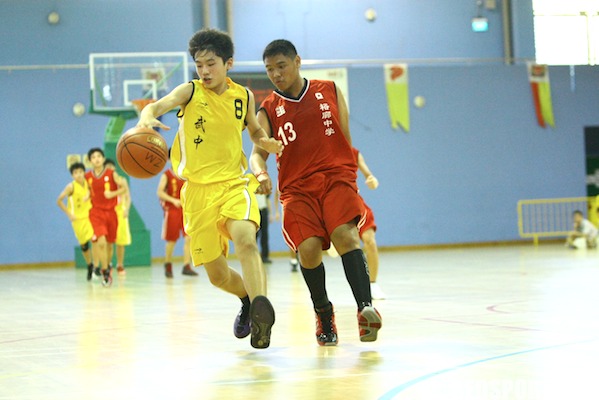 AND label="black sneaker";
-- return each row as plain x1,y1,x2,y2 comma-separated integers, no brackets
86,264,94,281
182,264,198,276
94,267,101,278
101,268,112,287
315,303,338,346
250,295,275,349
